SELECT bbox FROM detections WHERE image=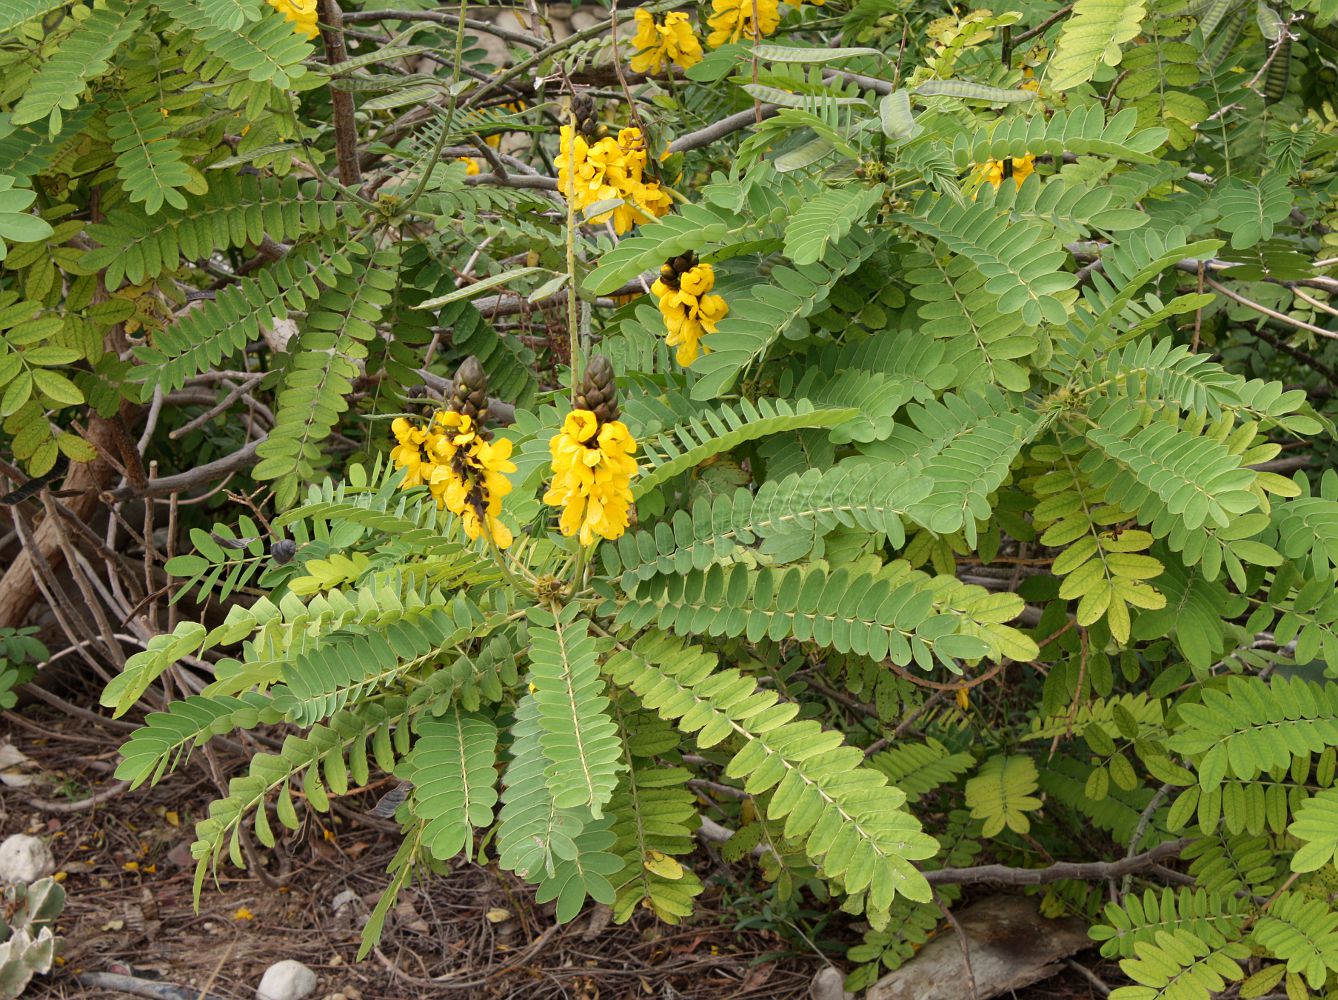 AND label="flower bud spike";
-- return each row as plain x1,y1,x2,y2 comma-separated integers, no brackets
450,356,490,427
577,354,620,424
